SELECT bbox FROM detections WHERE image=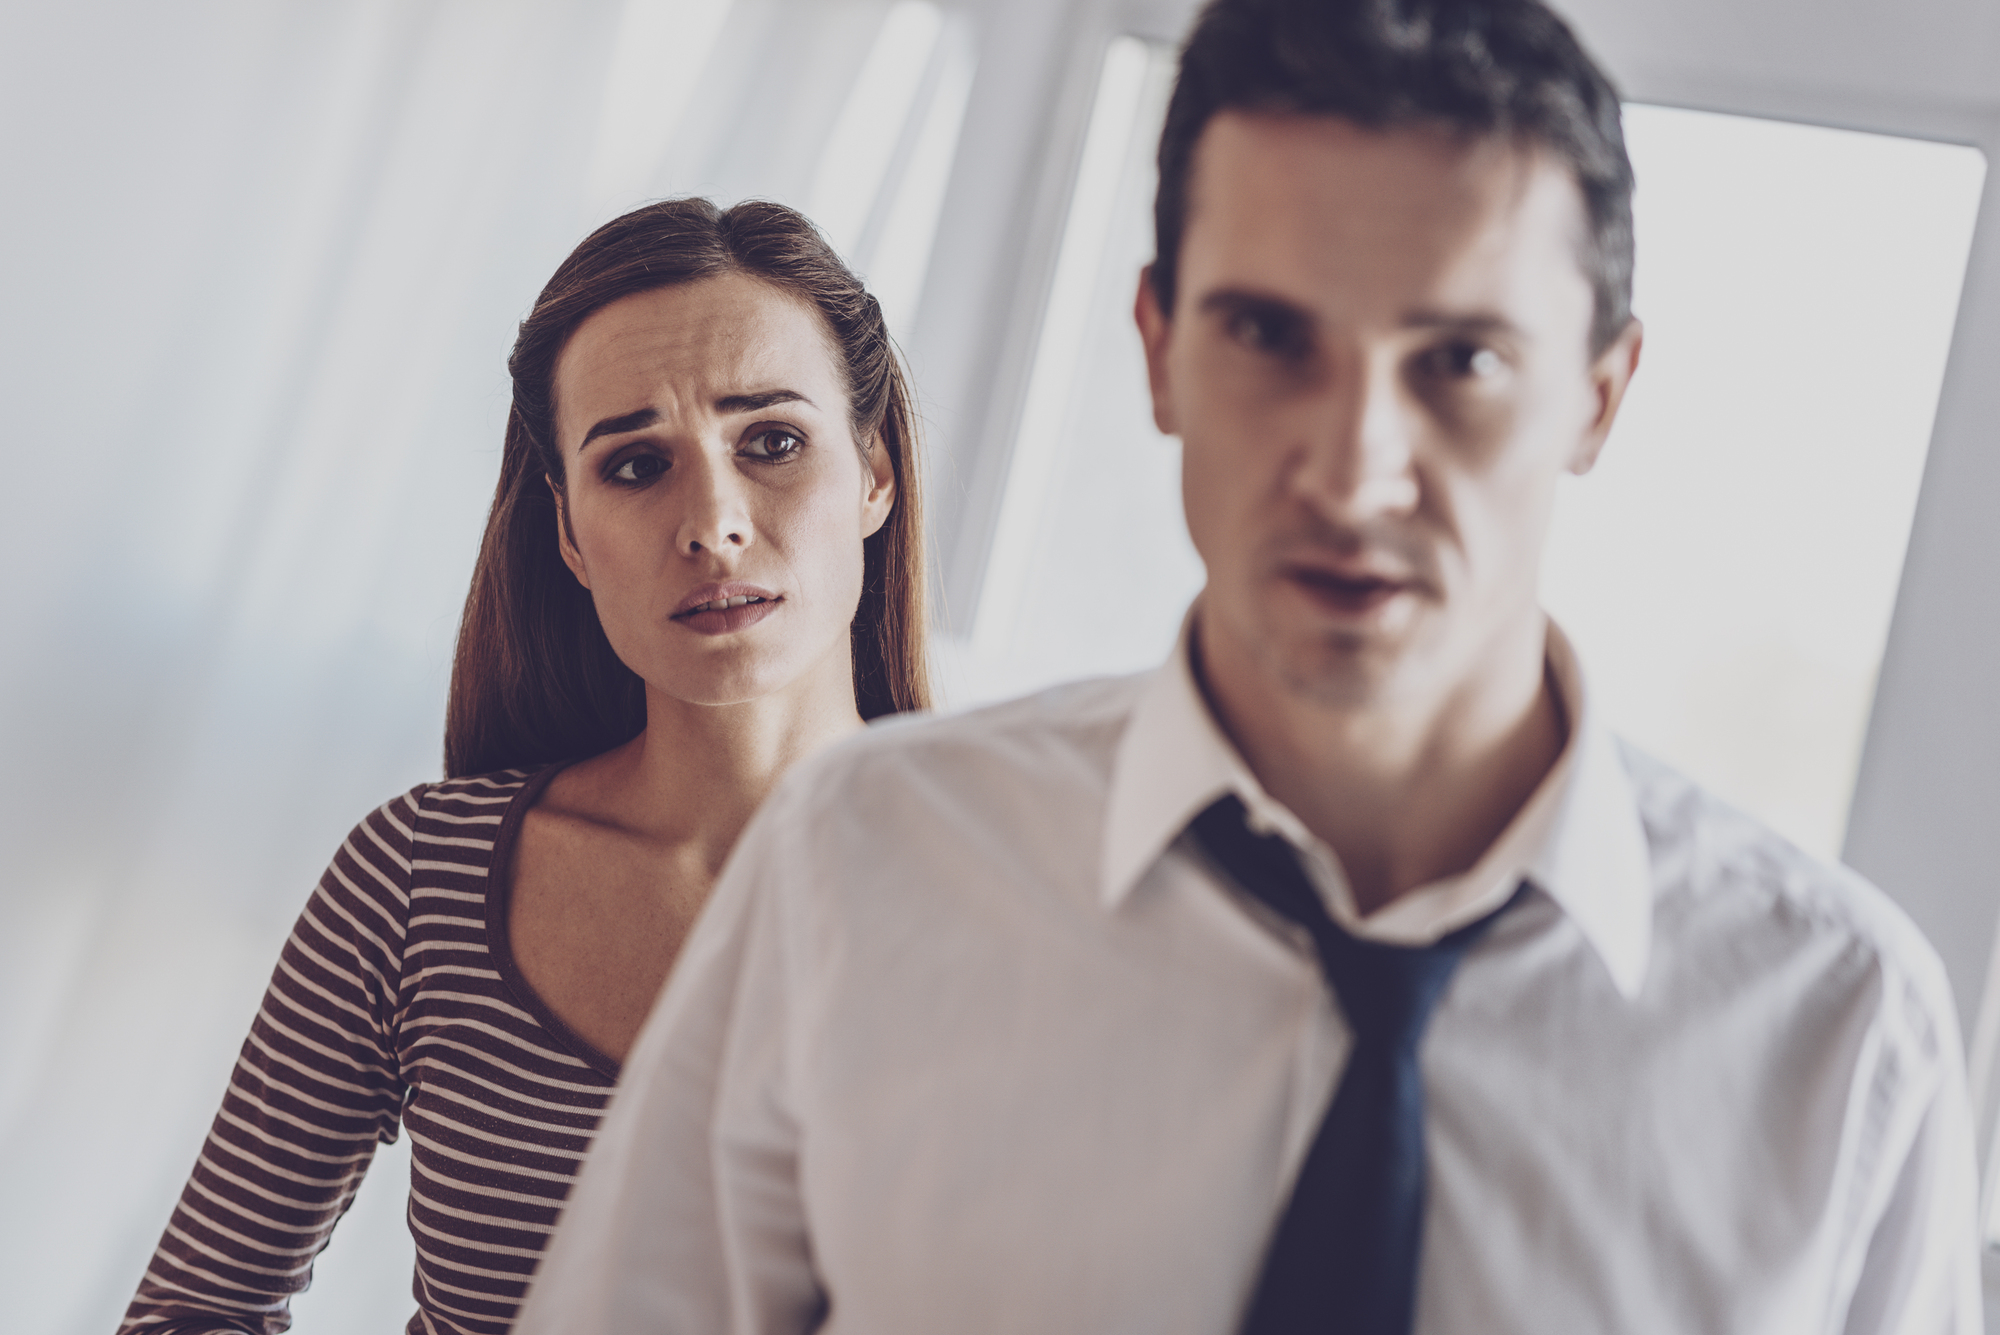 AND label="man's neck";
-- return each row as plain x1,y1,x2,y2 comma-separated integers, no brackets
1195,610,1565,917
